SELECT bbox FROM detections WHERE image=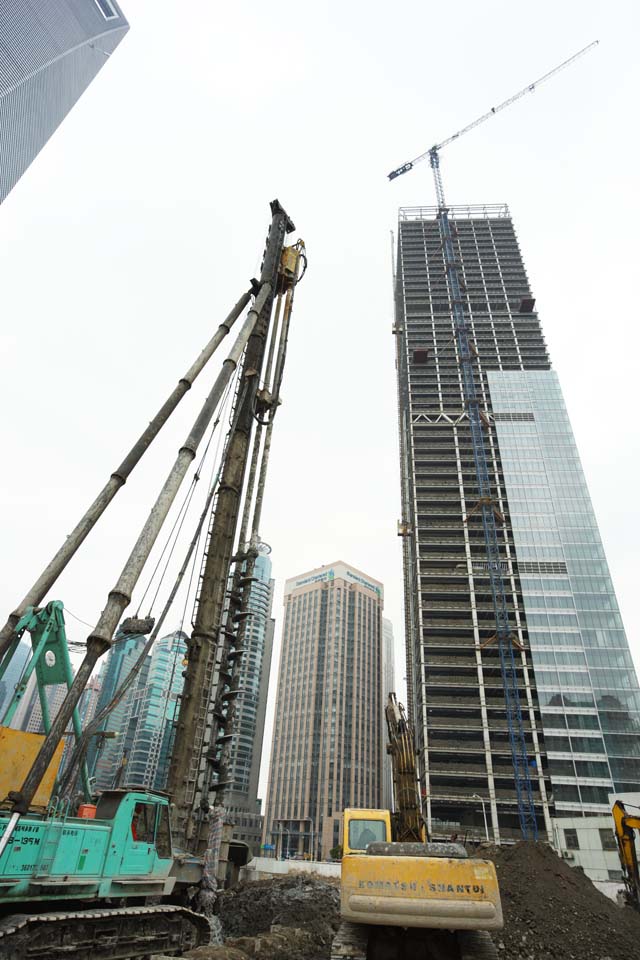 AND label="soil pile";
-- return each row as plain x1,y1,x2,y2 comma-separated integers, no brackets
482,841,640,960
214,875,340,960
